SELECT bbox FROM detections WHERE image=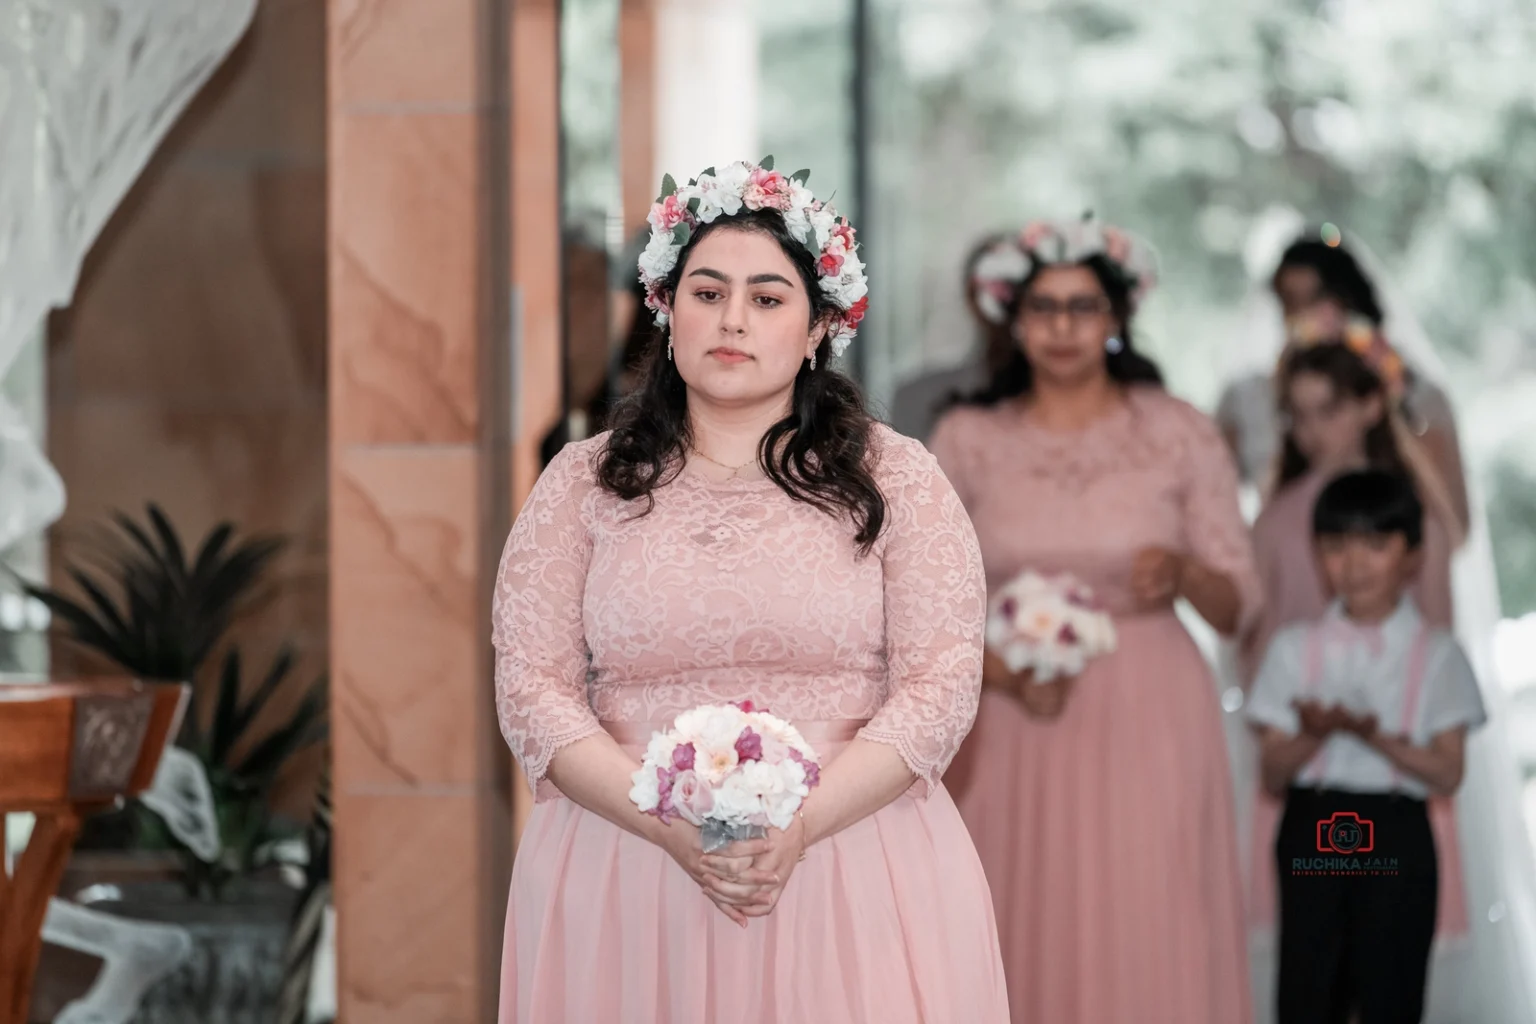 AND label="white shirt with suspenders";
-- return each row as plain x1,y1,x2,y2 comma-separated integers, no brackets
1246,599,1487,799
